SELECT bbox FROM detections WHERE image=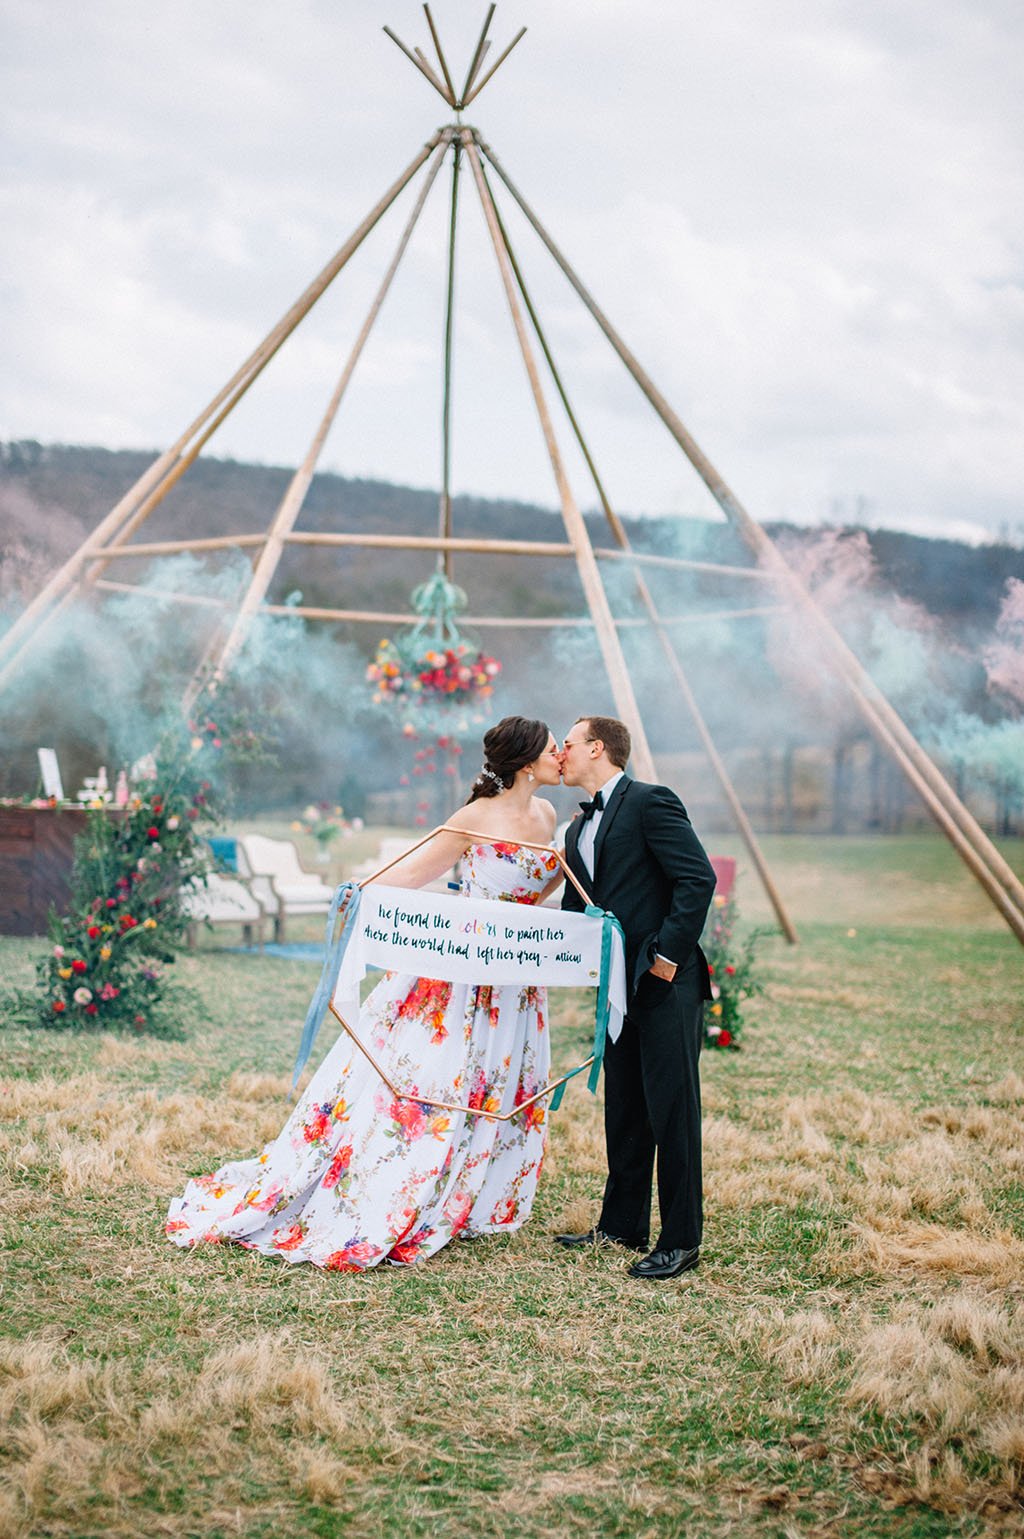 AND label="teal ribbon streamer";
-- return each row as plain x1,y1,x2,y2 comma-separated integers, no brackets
549,905,625,1111
291,883,363,1089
